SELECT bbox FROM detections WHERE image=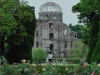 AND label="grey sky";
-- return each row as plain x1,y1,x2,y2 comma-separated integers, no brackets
27,0,80,25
